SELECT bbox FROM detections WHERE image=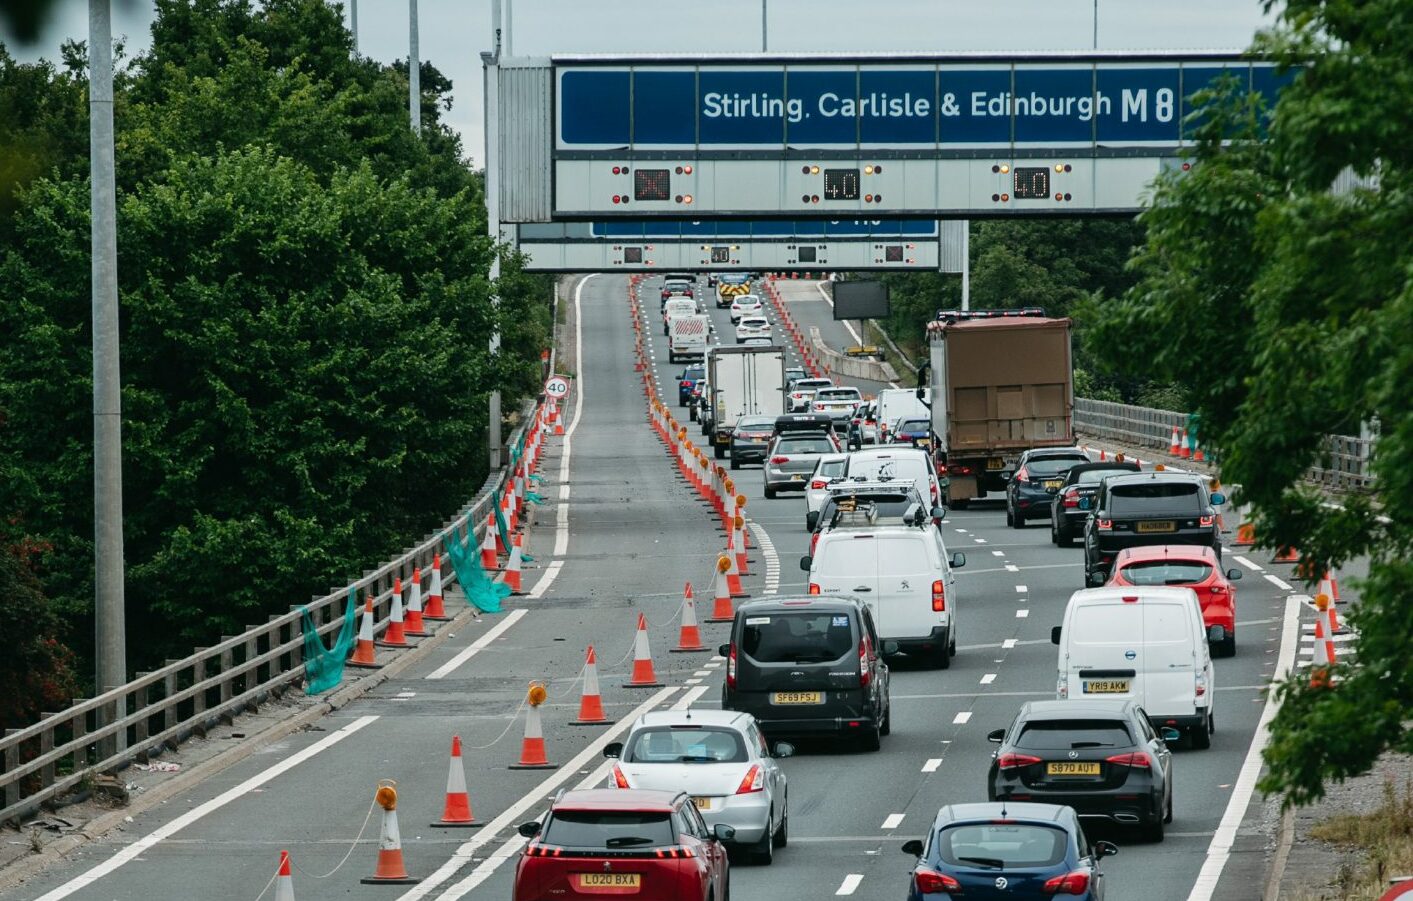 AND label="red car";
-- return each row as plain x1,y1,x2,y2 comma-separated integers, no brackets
1106,544,1243,657
514,789,733,901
